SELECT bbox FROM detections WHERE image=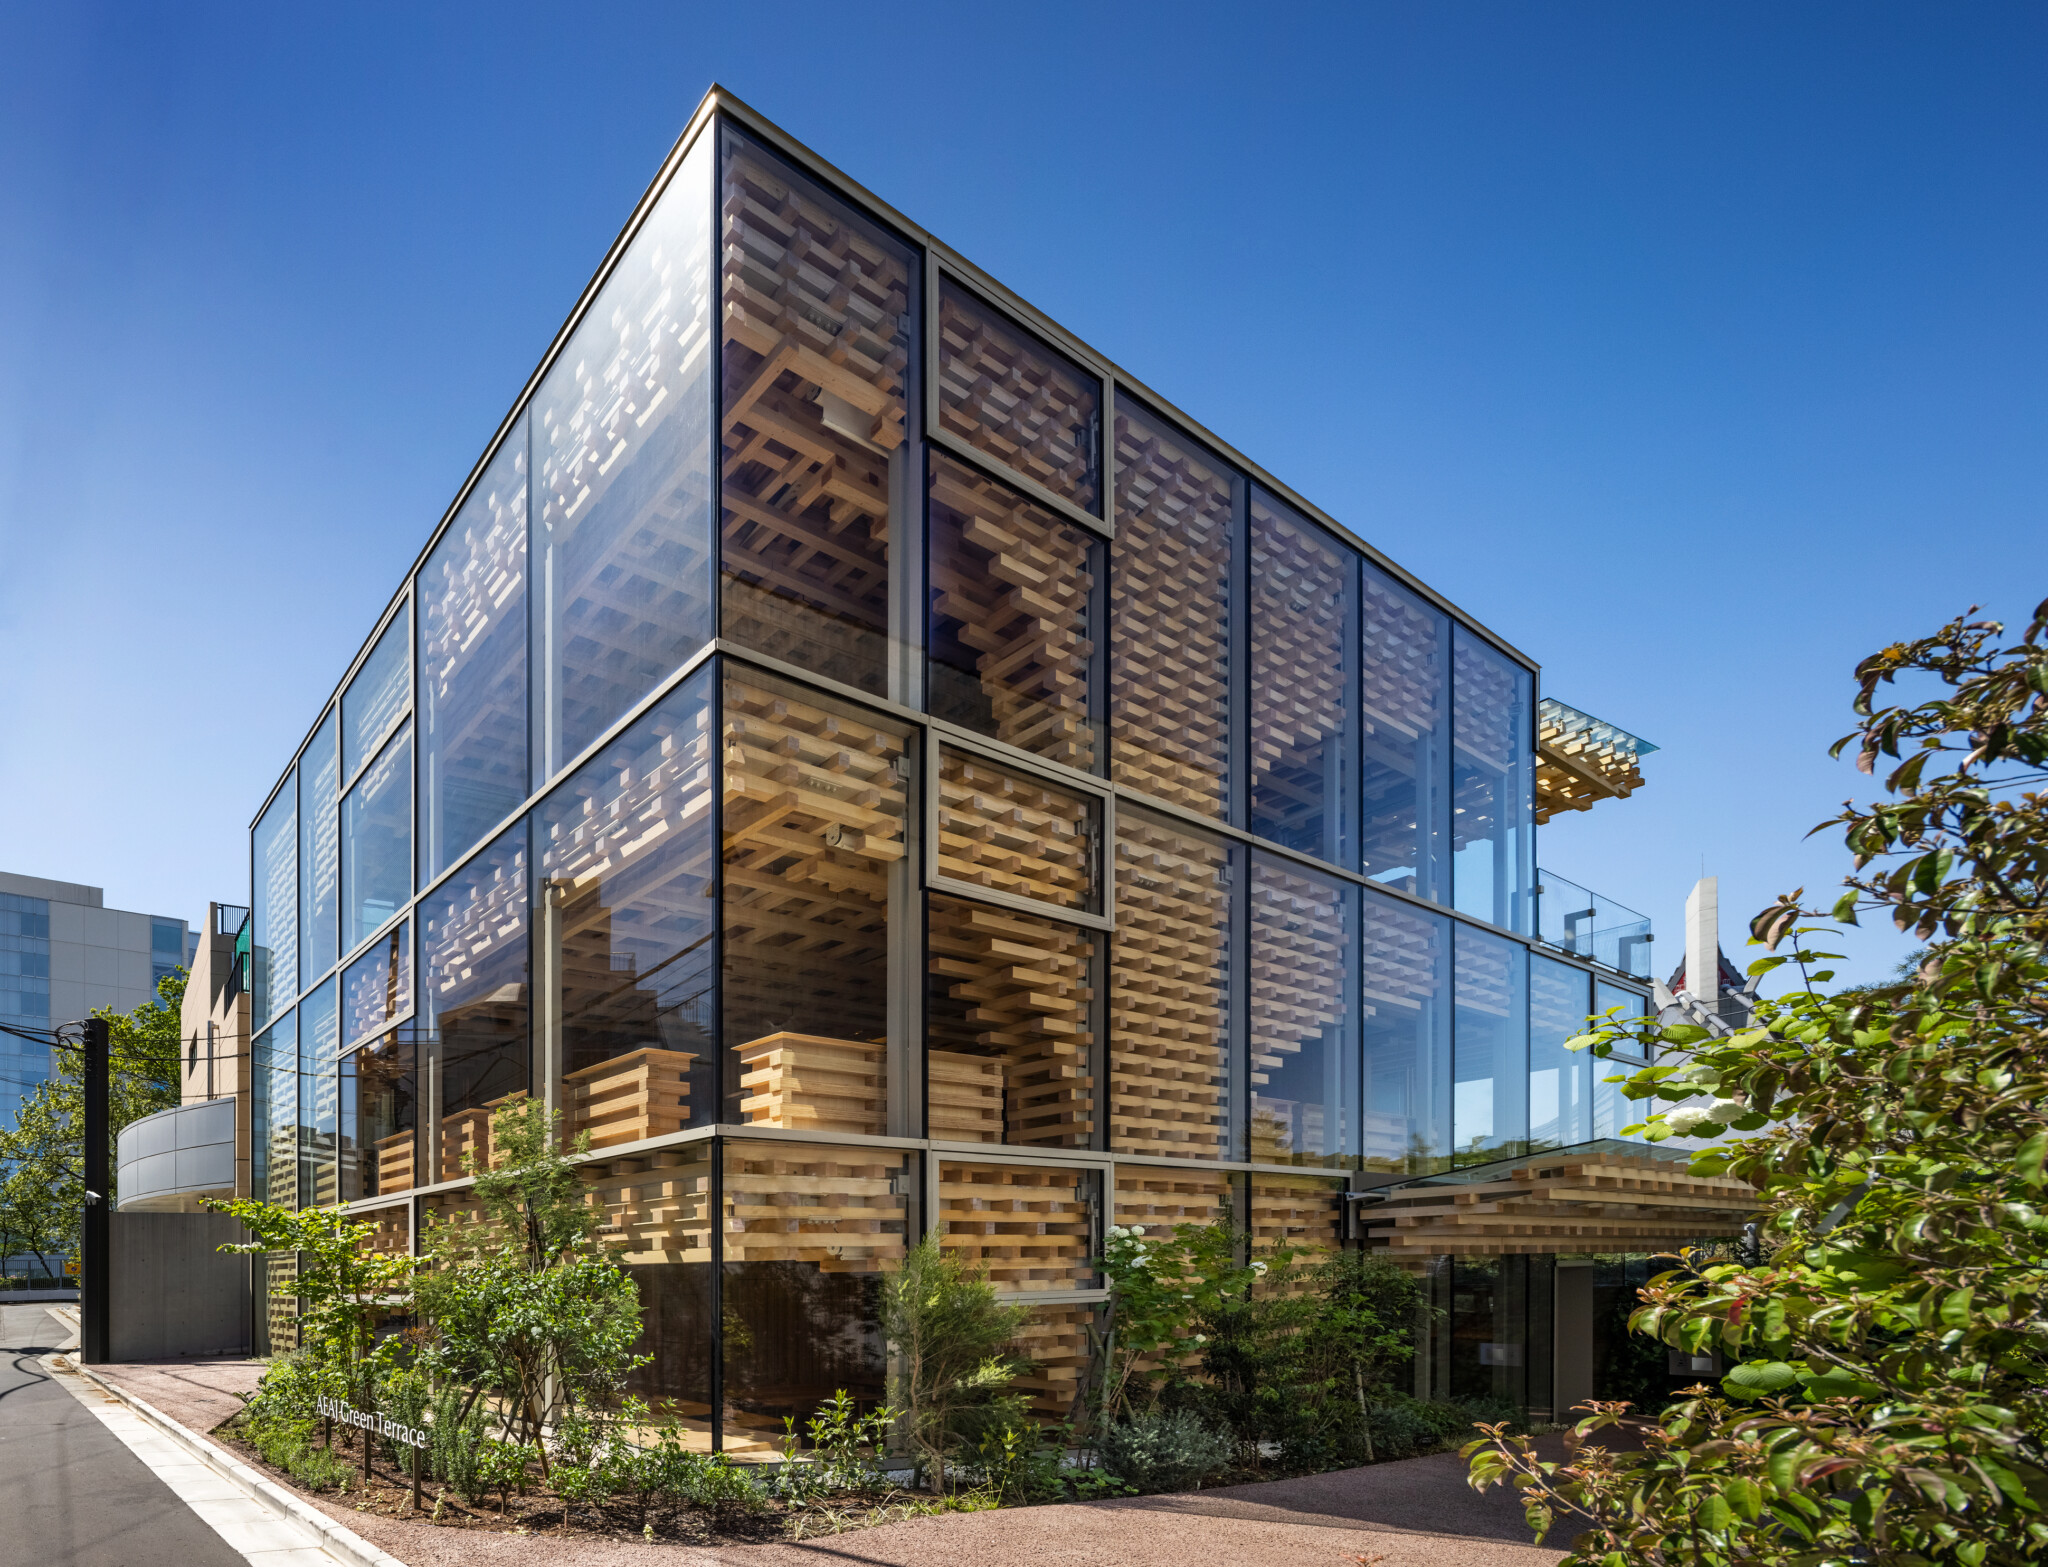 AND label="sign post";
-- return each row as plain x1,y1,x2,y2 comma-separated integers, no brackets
316,1395,428,1510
